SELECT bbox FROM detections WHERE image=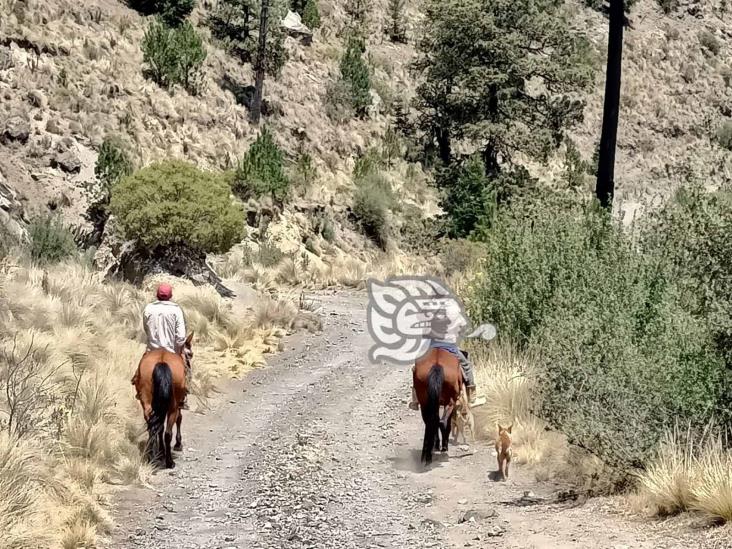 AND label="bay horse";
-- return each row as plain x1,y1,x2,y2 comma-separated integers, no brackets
414,348,463,464
132,333,193,469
